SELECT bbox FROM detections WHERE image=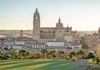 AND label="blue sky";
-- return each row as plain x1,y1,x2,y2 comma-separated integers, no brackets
0,0,100,31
